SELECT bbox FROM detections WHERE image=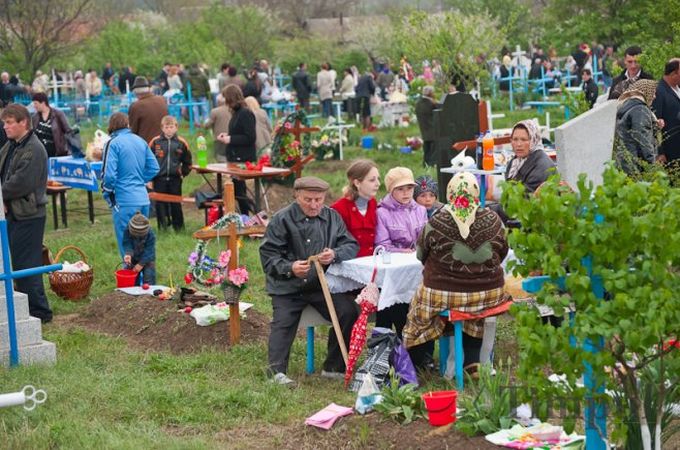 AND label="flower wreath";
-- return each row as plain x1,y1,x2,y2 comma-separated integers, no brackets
270,109,313,168
185,213,245,287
